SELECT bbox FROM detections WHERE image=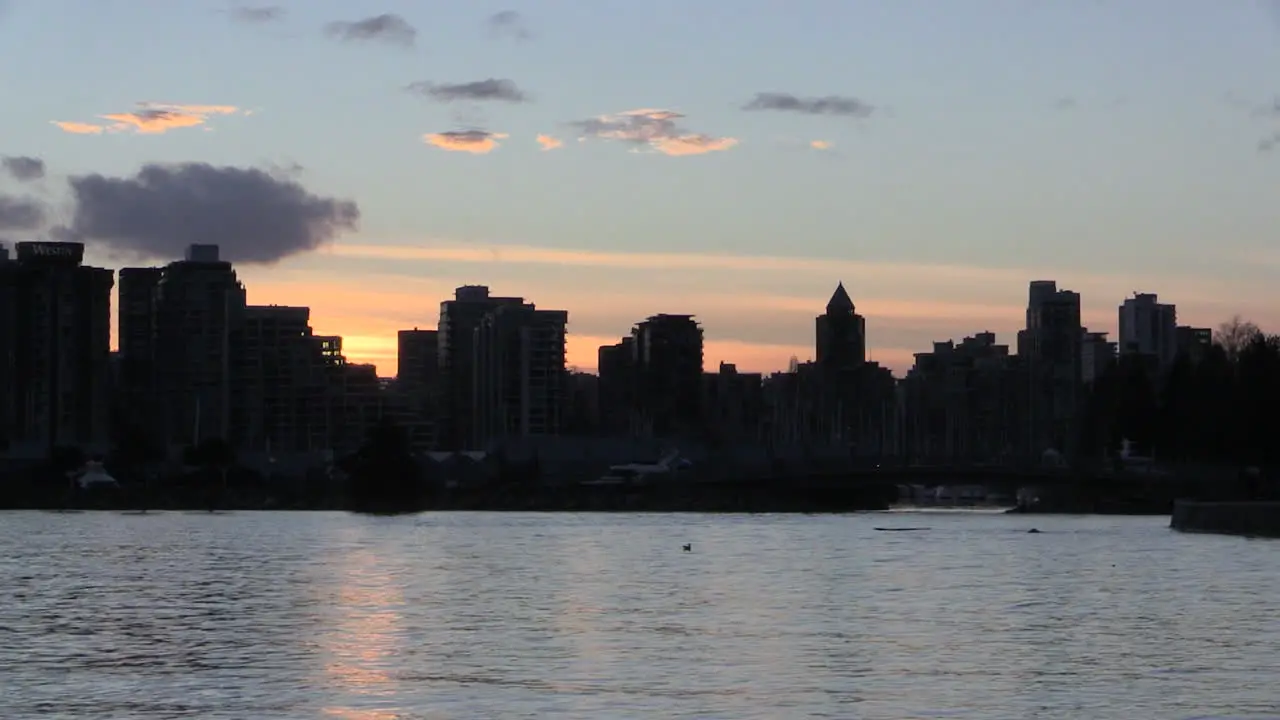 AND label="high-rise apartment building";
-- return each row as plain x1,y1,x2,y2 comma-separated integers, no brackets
397,328,440,449
148,244,247,448
472,302,568,447
597,336,636,434
116,267,163,437
437,286,526,449
1016,280,1082,456
238,305,344,453
397,329,438,399
632,314,704,436
1080,330,1117,385
1118,293,1177,369
0,241,113,455
0,244,15,452
1174,325,1213,364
